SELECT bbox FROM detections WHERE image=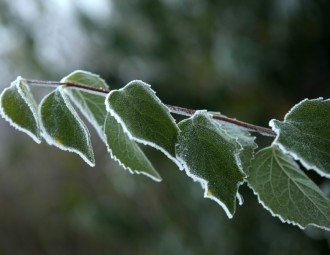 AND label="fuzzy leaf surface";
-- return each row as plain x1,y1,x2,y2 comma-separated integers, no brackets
0,77,41,143
216,121,257,173
62,70,108,140
39,87,95,166
248,146,330,230
104,113,161,181
106,80,179,165
176,111,245,218
270,98,330,178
